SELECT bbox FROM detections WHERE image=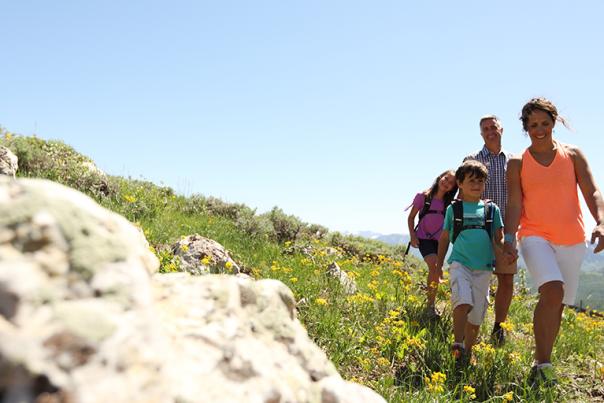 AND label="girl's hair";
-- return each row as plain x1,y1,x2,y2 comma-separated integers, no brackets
423,169,458,207
520,97,571,132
